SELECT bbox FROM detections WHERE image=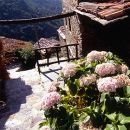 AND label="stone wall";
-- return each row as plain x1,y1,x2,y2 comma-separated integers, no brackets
78,14,130,65
62,0,83,57
62,0,79,11
61,0,130,64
